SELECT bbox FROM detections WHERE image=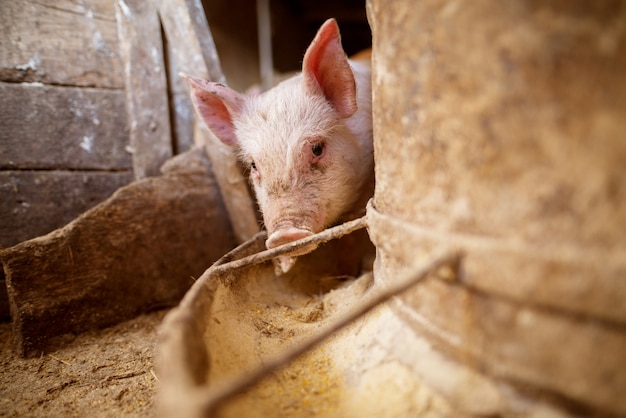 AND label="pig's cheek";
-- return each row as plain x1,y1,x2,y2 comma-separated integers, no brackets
251,181,264,204
251,183,270,225
248,174,263,202
249,171,262,196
